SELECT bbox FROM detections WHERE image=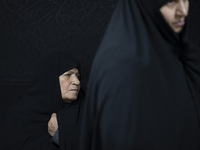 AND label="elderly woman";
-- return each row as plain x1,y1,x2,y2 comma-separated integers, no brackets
1,51,85,150
79,0,200,149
